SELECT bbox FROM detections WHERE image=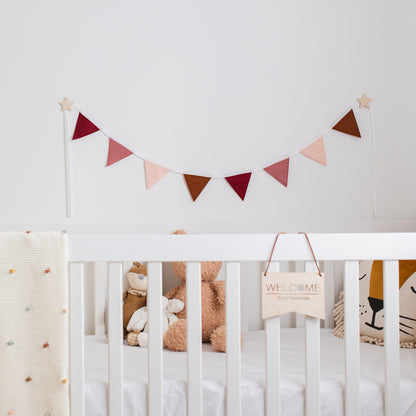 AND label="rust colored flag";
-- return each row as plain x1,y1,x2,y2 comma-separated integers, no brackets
184,174,211,201
332,109,361,138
